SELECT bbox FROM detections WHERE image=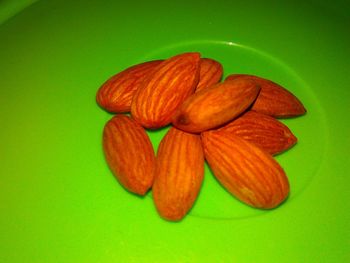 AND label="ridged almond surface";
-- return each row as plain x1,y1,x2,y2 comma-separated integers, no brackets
96,60,162,113
153,127,204,221
172,78,260,133
131,52,201,129
217,111,297,155
226,74,306,118
103,115,156,195
195,58,223,92
201,131,290,209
